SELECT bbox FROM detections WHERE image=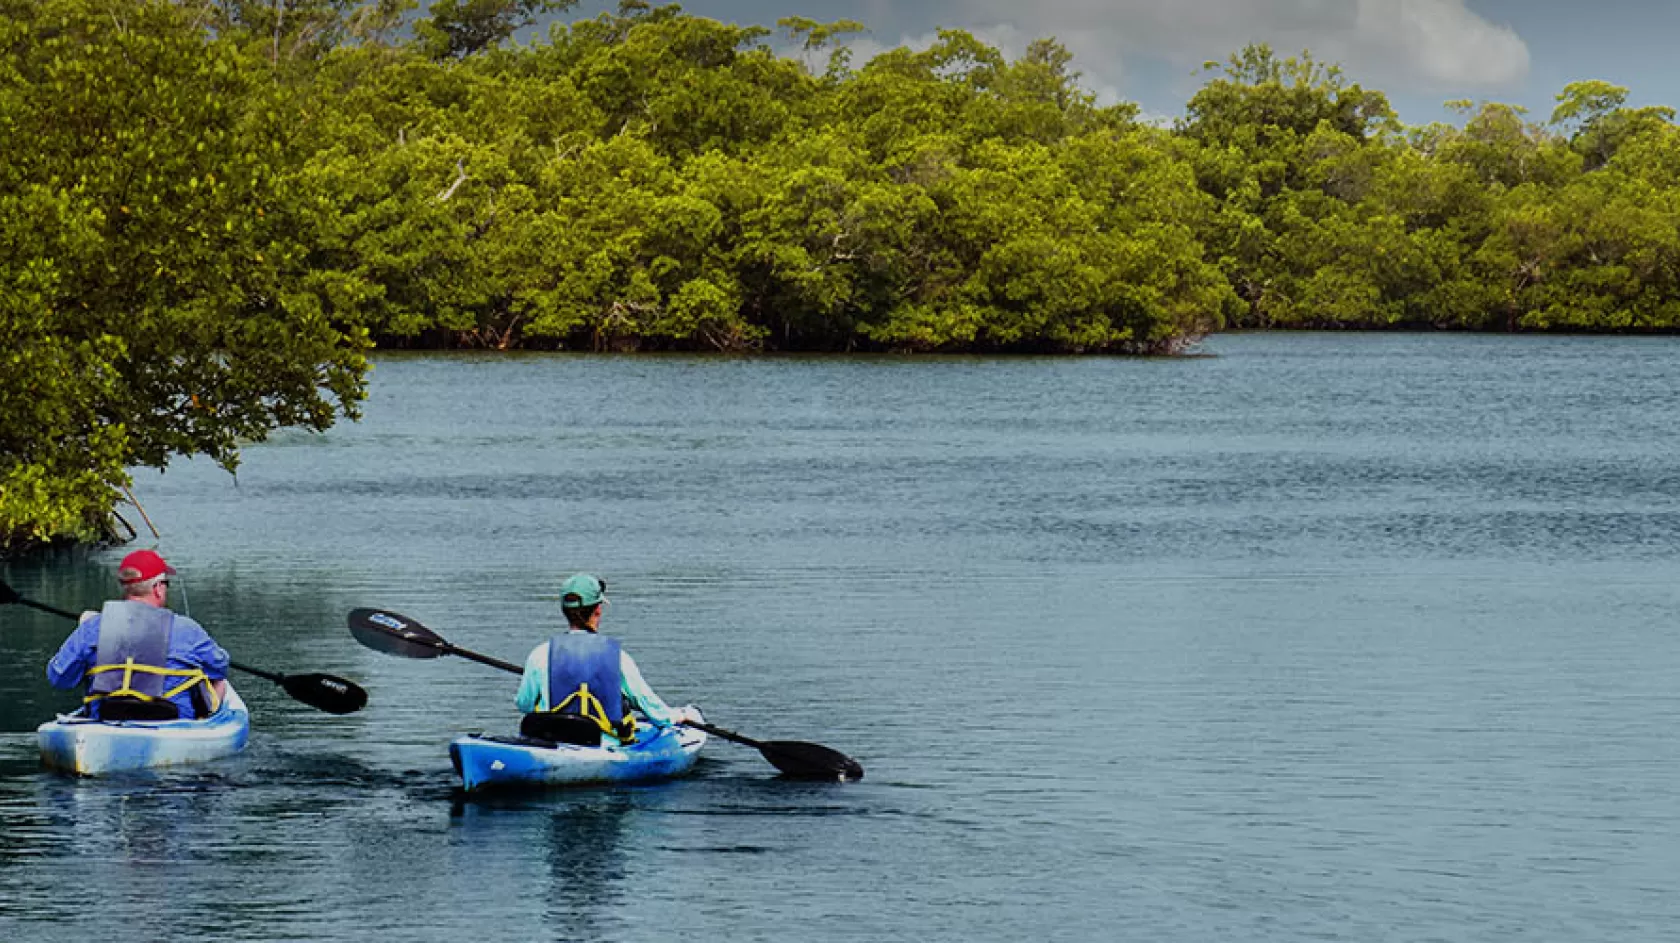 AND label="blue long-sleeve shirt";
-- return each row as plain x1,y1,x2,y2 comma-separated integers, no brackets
515,631,679,726
47,609,229,719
